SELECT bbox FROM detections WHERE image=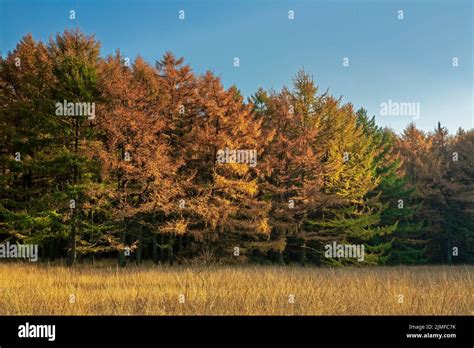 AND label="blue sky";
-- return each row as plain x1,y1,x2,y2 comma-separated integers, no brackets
1,0,472,133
